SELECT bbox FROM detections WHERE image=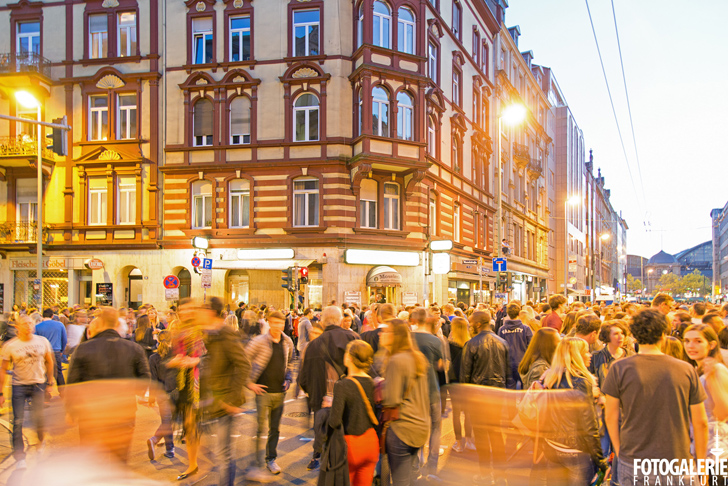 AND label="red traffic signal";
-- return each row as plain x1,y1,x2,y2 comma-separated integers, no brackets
299,267,309,284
